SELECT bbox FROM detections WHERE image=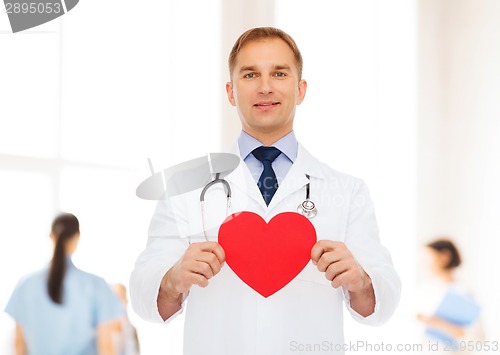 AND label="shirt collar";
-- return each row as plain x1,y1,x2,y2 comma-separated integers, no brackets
238,130,298,163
